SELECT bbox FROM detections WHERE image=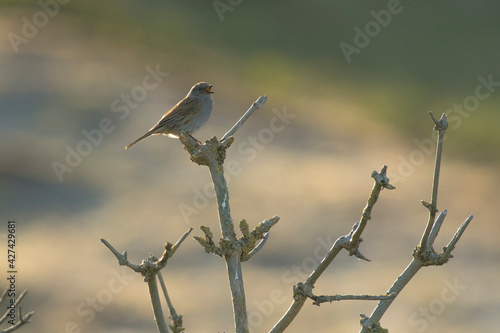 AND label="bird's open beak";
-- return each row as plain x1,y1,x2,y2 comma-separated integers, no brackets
205,85,214,94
